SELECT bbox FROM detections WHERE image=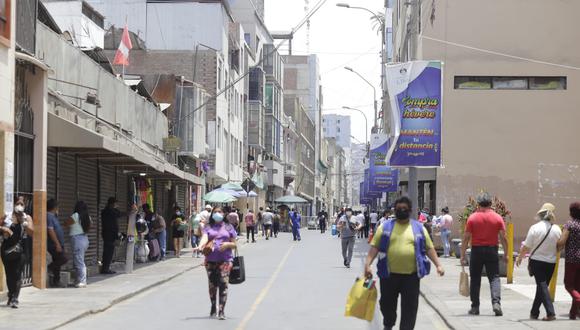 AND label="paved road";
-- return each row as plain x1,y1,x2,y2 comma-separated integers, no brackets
59,230,448,330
